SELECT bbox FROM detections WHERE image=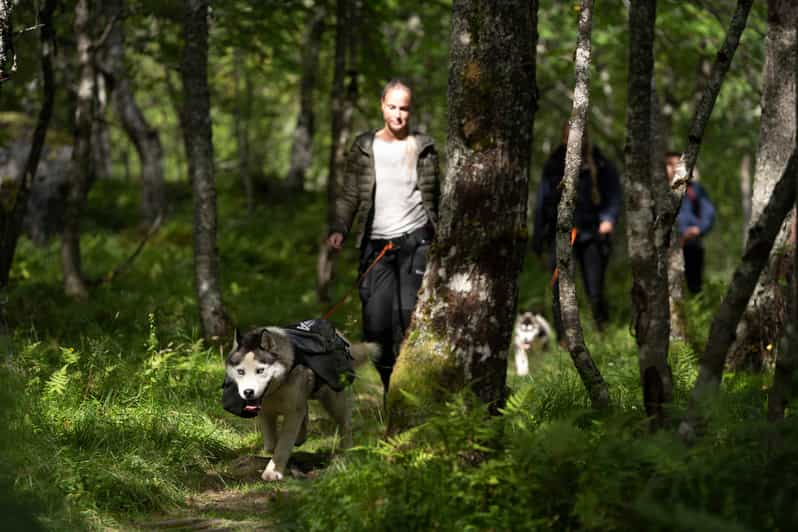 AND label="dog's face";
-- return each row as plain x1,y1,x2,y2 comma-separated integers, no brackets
226,328,291,412
514,312,551,351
